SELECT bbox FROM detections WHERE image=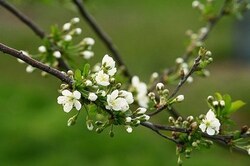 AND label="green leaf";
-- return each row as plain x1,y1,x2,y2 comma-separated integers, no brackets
228,100,246,114
223,94,232,112
83,63,90,78
215,92,223,100
74,69,82,81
